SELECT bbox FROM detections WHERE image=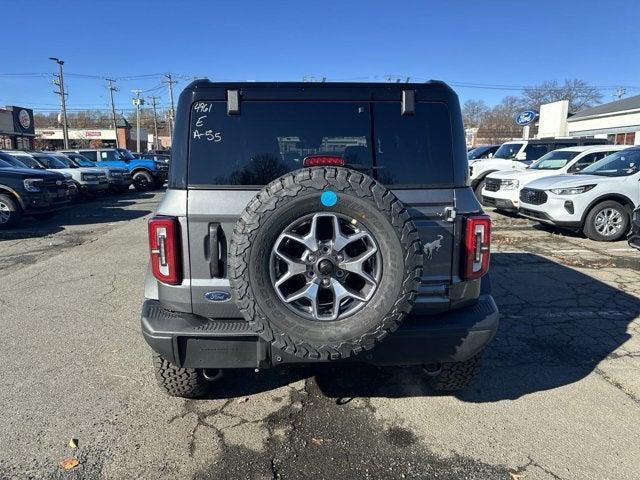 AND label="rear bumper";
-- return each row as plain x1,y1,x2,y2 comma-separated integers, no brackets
140,295,499,369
